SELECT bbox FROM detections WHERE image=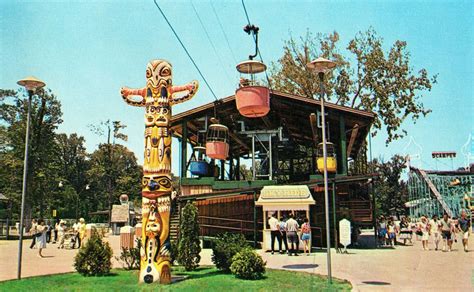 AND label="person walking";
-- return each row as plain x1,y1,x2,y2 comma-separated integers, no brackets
300,218,311,255
57,220,66,249
457,210,471,252
78,218,86,247
429,215,441,250
29,219,38,249
377,216,388,247
399,217,412,245
53,219,60,243
36,219,47,257
279,217,289,254
387,219,396,247
418,216,430,250
268,213,282,254
285,213,300,256
440,213,454,252
72,220,79,248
